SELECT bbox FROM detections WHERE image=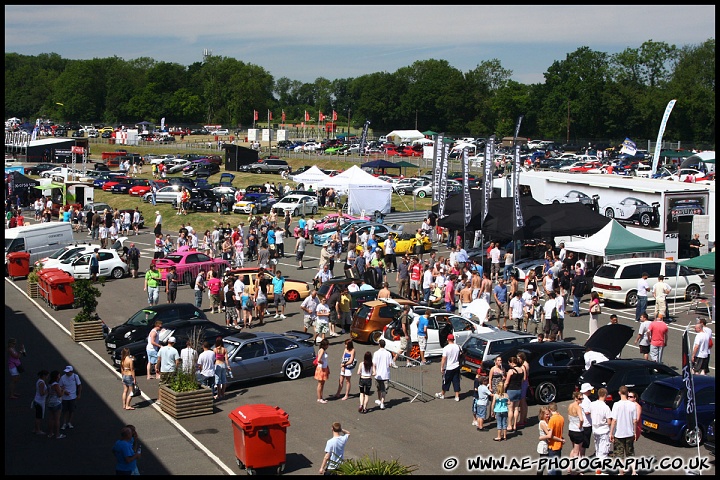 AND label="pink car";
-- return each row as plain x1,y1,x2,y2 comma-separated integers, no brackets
154,248,229,285
315,213,370,232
